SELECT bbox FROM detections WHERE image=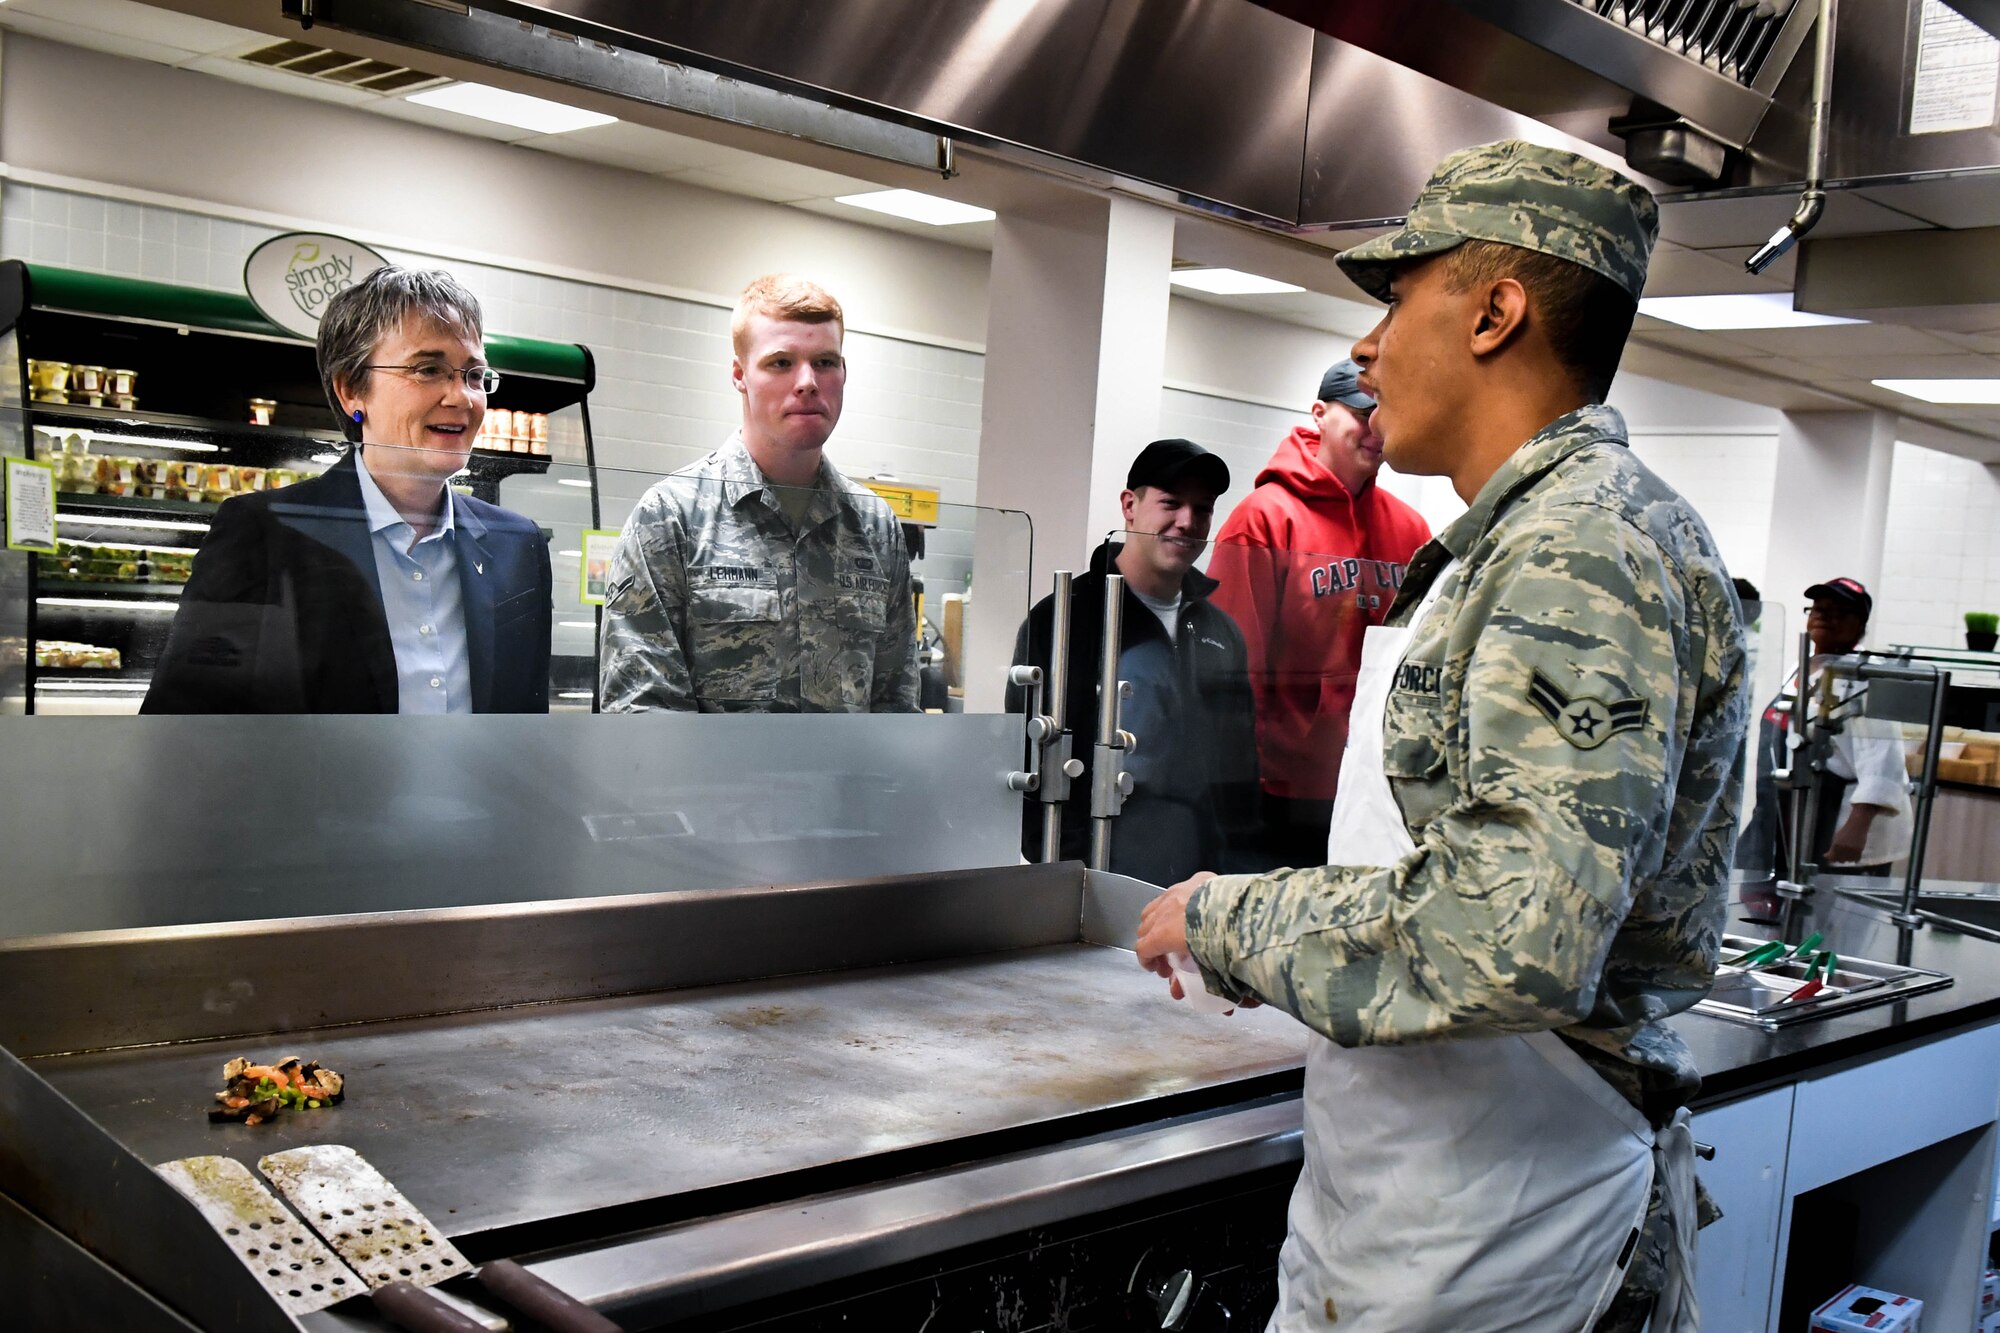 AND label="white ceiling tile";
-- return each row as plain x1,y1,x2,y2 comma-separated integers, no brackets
1856,181,2000,231
515,121,751,174
661,168,804,204
1642,242,1790,298
1721,323,1969,358
666,158,878,202
368,95,537,143
1628,326,1778,359
1660,191,1934,249
0,8,203,66
1795,352,1999,381
2,0,251,58
1935,330,2000,354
